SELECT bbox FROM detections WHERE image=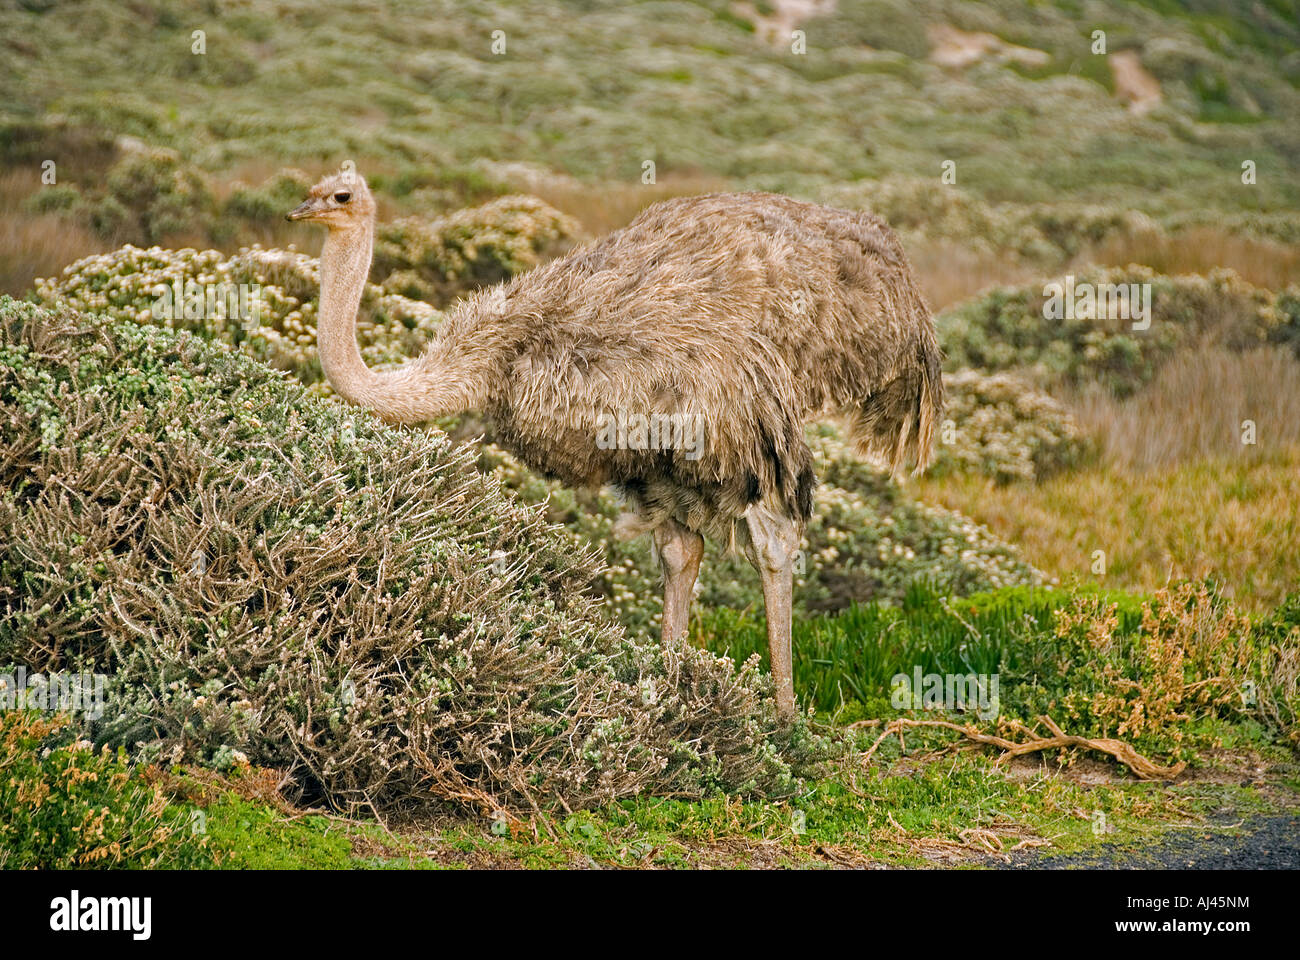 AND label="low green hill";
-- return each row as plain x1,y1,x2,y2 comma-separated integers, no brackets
3,0,1297,220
